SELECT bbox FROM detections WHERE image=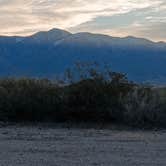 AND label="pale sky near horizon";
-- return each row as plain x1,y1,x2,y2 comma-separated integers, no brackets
0,0,166,41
